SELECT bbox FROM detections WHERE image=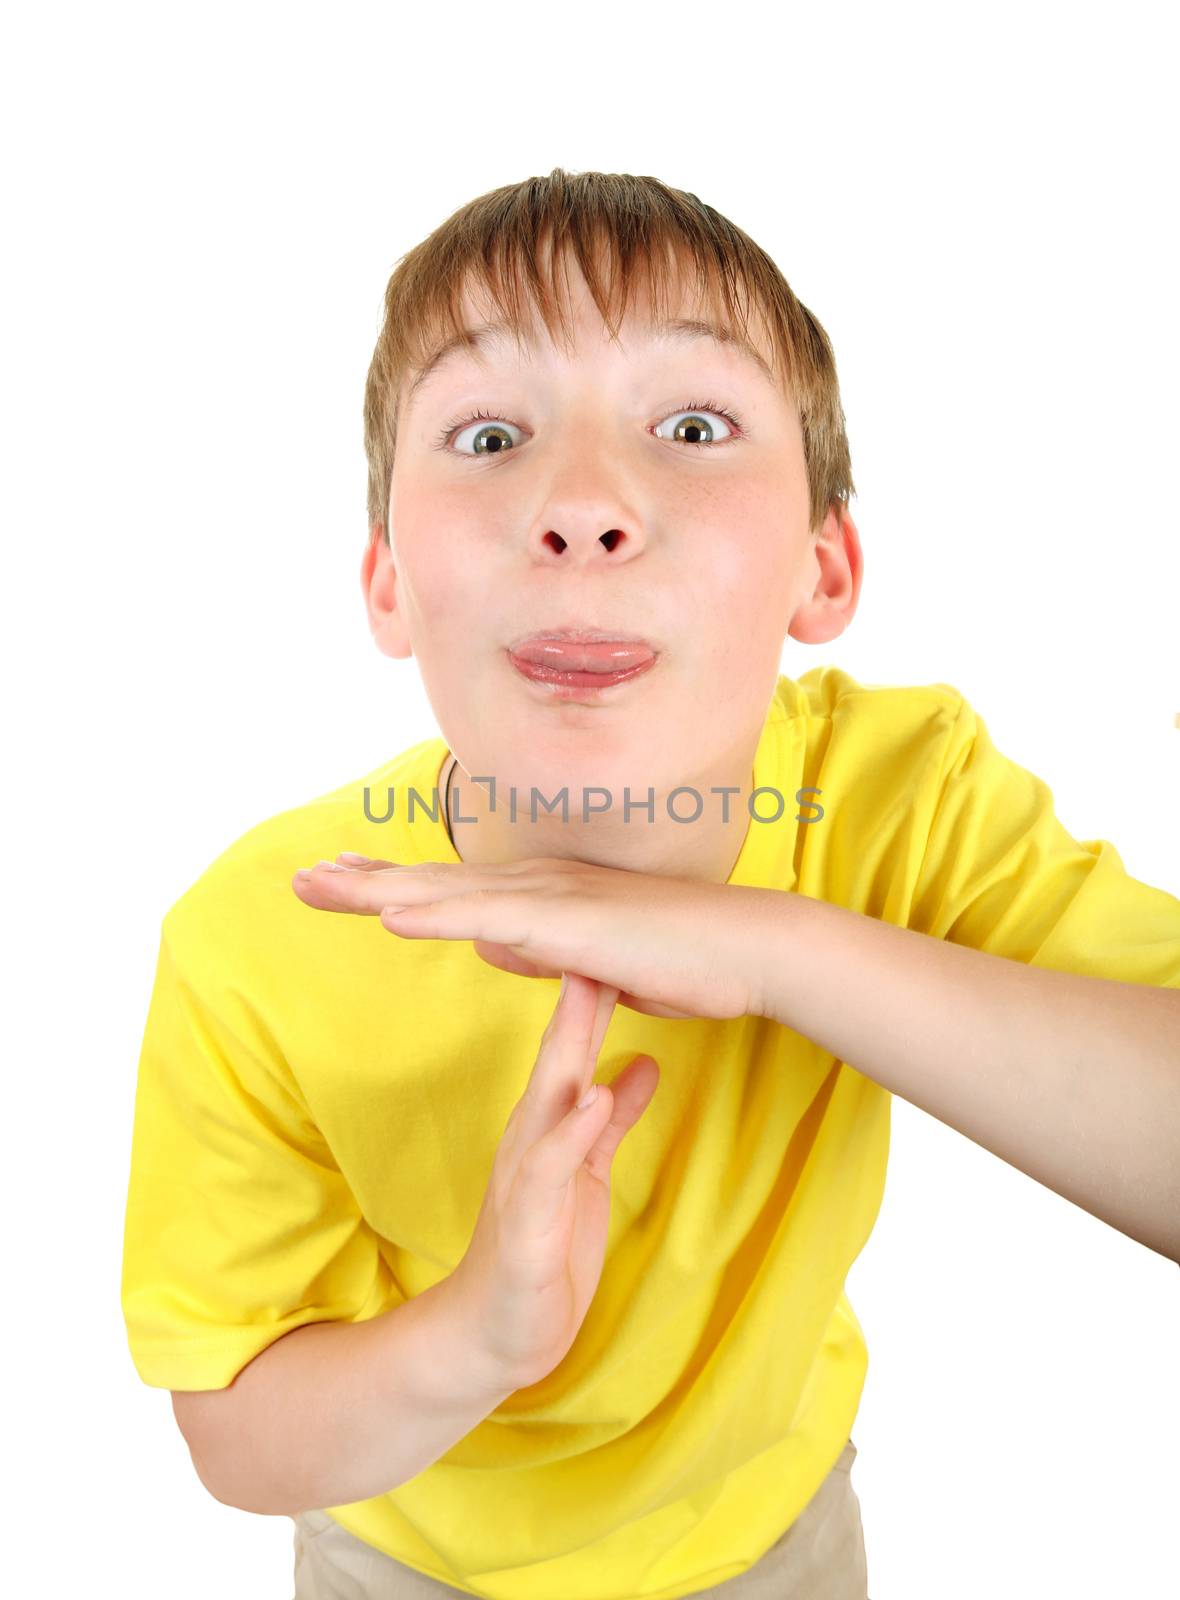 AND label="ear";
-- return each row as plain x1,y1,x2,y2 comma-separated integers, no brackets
361,524,413,660
787,502,864,646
